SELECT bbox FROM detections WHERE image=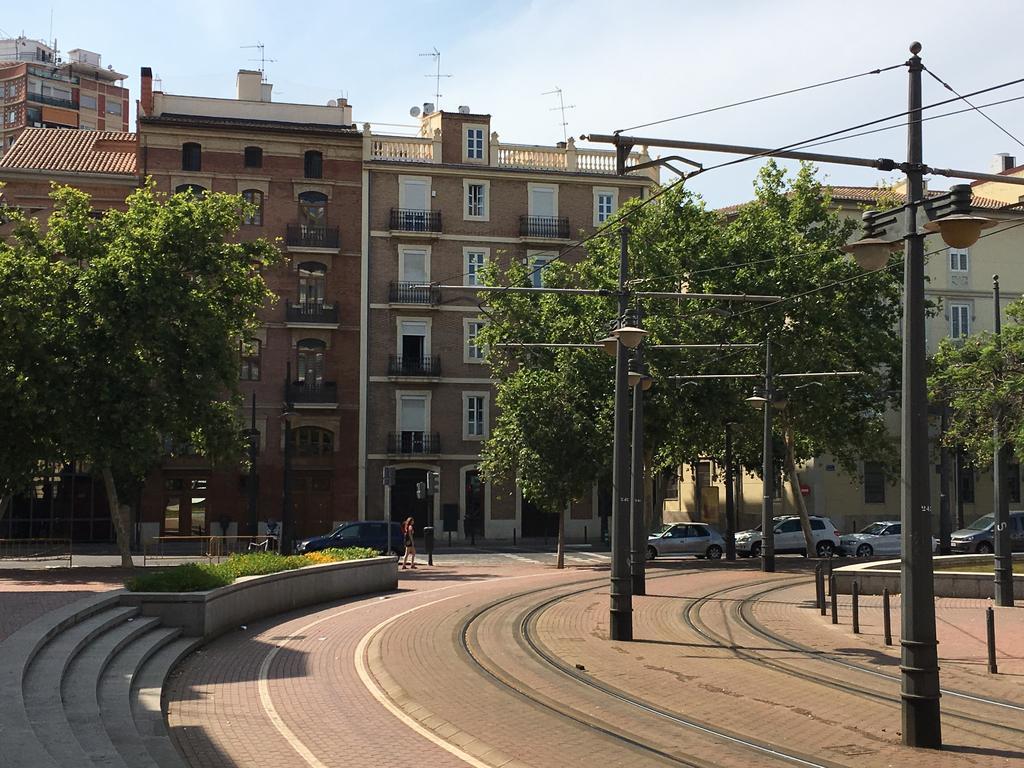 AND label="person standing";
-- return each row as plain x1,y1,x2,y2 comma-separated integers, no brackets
401,517,417,569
